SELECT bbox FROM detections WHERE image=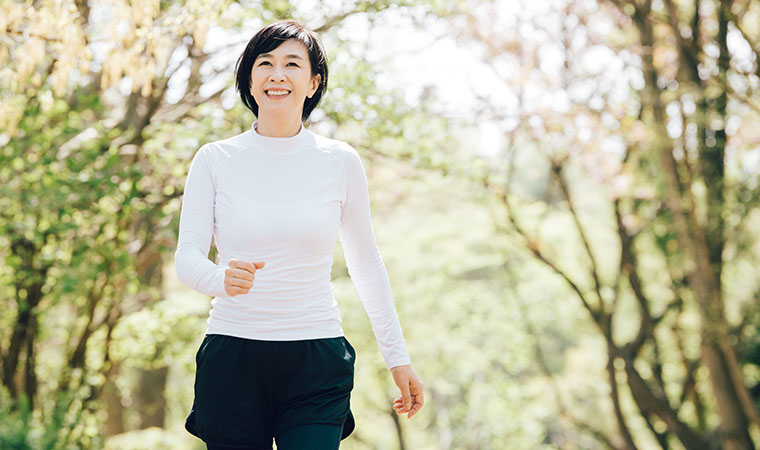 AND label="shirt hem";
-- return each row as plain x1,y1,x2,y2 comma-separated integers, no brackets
205,322,345,342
